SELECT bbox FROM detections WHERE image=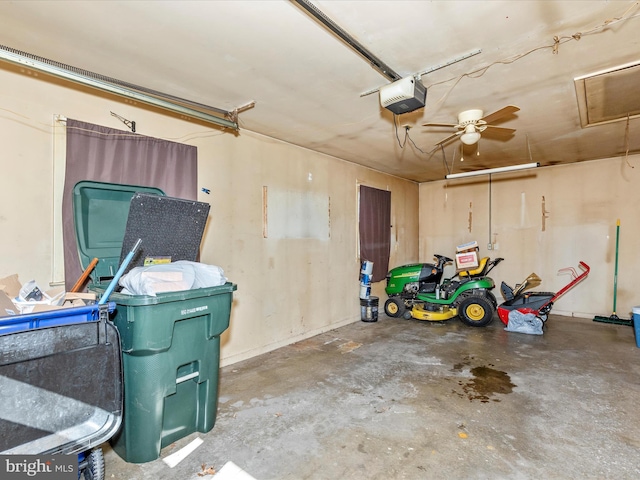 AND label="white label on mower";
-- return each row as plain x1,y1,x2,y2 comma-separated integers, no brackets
181,305,209,316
